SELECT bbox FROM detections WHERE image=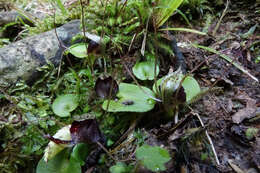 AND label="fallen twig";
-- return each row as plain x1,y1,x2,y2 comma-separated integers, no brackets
192,43,259,82
190,109,220,165
212,0,229,36
96,141,117,162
